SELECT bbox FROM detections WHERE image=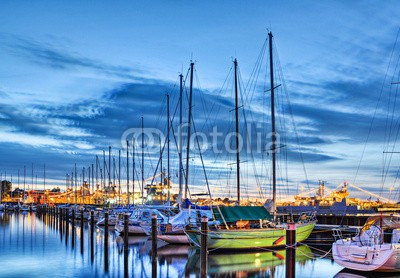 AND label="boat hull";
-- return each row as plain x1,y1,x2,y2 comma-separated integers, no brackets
115,223,149,236
332,241,400,272
157,233,189,244
186,222,315,249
